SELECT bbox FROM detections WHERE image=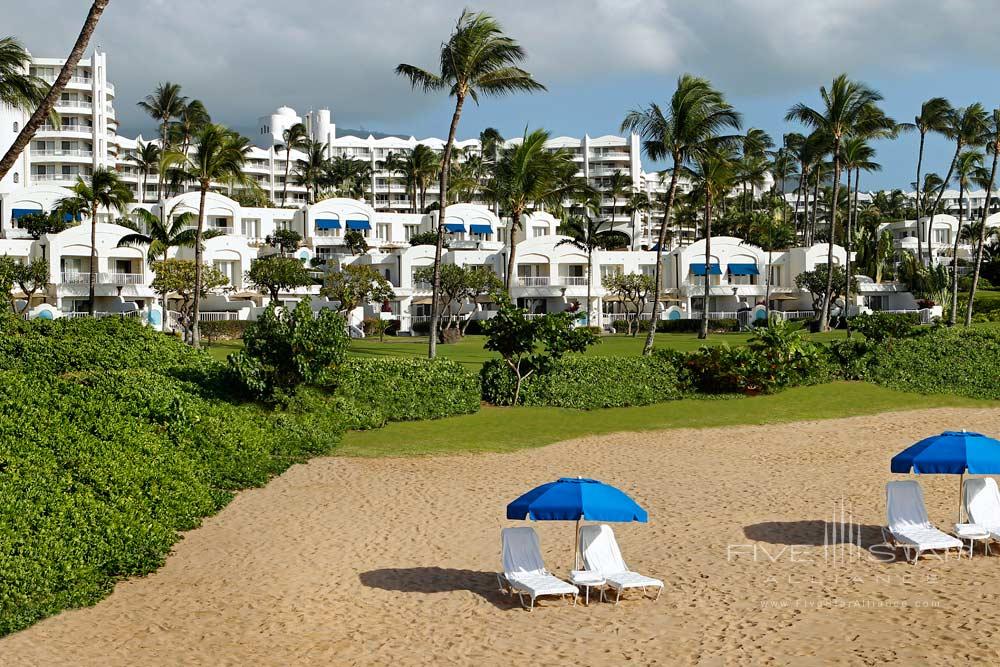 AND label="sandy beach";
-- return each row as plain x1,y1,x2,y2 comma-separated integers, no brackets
5,407,1000,665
